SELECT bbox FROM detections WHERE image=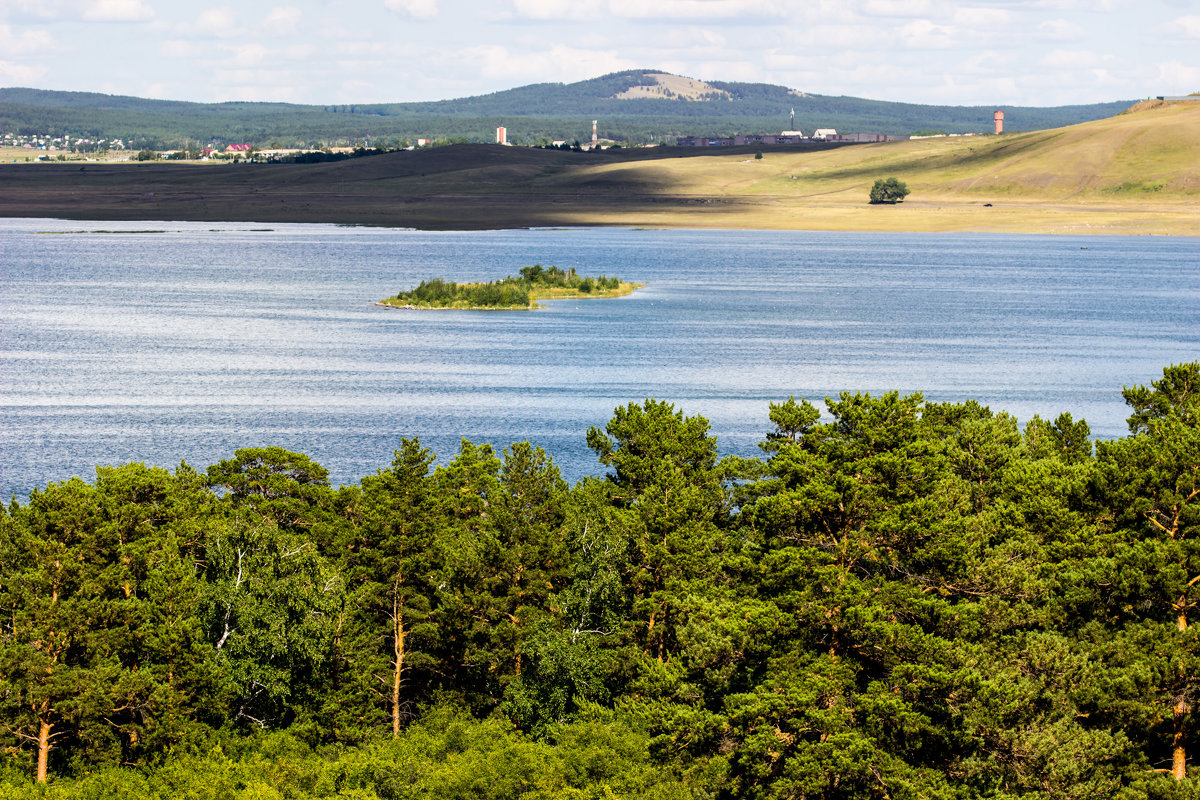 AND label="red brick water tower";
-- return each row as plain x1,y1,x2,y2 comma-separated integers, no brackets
994,109,1004,134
